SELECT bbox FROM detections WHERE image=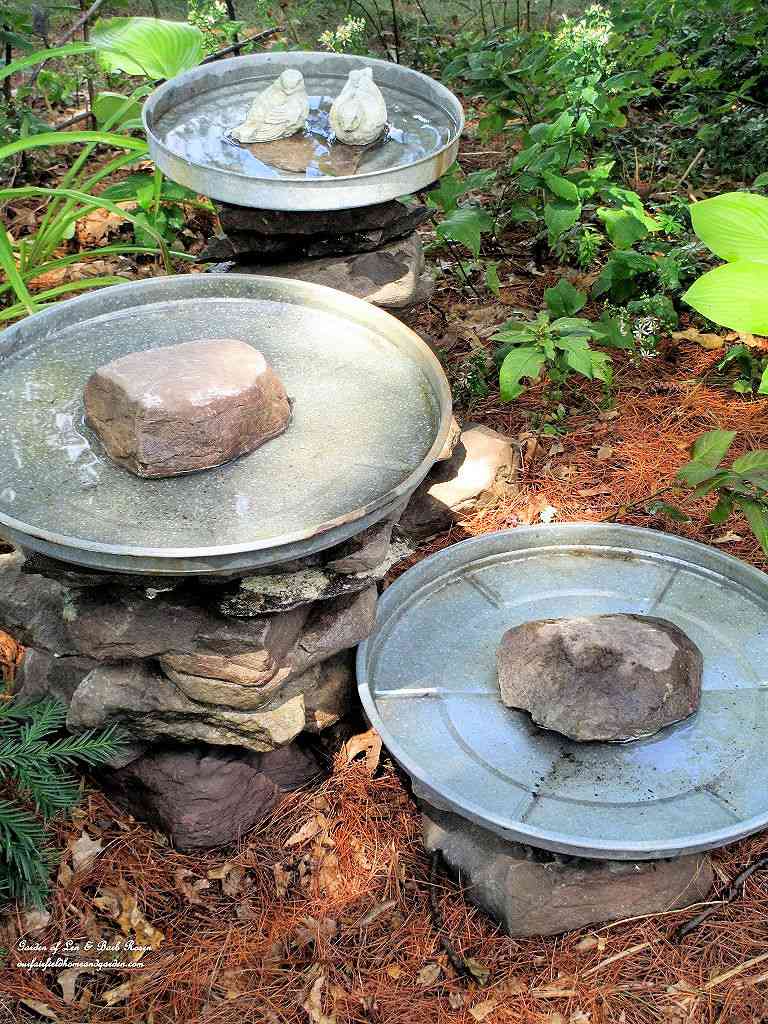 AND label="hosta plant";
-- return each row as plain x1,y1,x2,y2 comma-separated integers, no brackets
683,192,768,337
